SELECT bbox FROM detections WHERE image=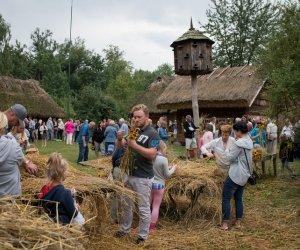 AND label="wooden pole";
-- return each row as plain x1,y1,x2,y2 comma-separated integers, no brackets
191,74,199,127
